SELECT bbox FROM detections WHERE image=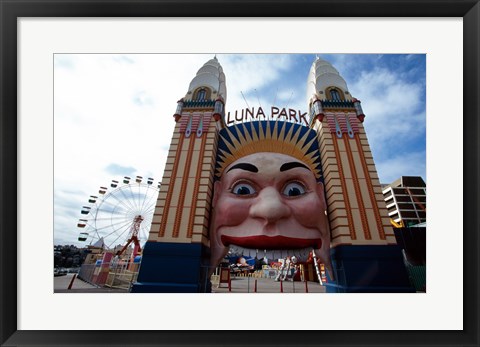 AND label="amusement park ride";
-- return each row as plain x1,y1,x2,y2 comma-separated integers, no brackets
76,175,160,263
115,214,144,259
